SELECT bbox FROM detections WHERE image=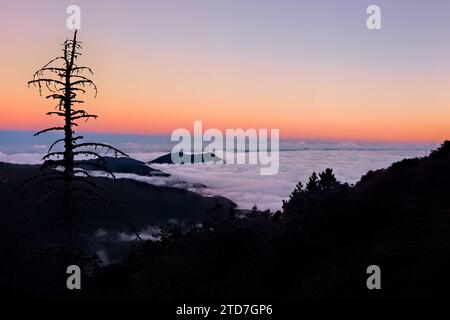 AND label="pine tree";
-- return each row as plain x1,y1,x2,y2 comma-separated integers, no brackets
282,181,304,210
26,30,131,258
305,172,319,193
318,168,338,191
